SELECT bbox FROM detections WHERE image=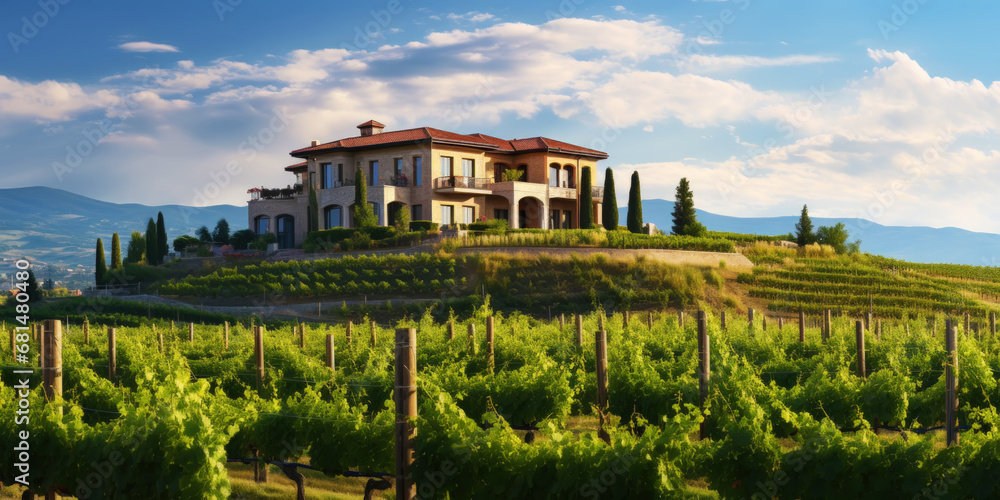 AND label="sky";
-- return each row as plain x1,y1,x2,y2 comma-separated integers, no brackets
3,0,1000,234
